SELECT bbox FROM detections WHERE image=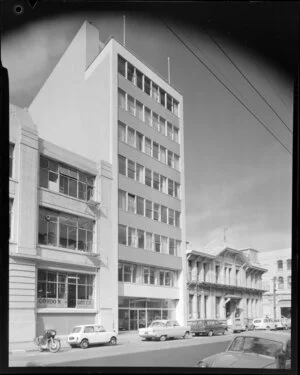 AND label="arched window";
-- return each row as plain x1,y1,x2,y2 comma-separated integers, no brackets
278,276,284,289
277,260,283,271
